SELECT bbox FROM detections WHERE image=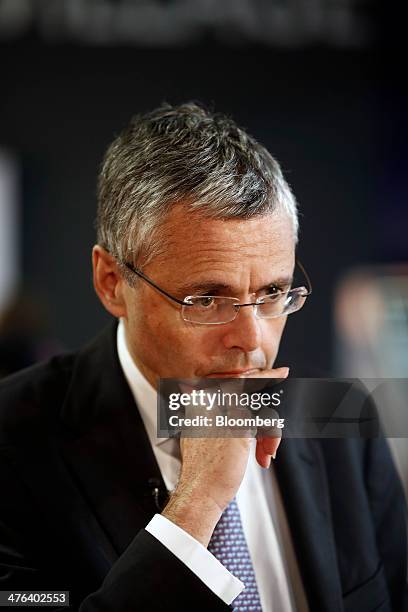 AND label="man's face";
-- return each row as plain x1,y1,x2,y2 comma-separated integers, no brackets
122,206,296,388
